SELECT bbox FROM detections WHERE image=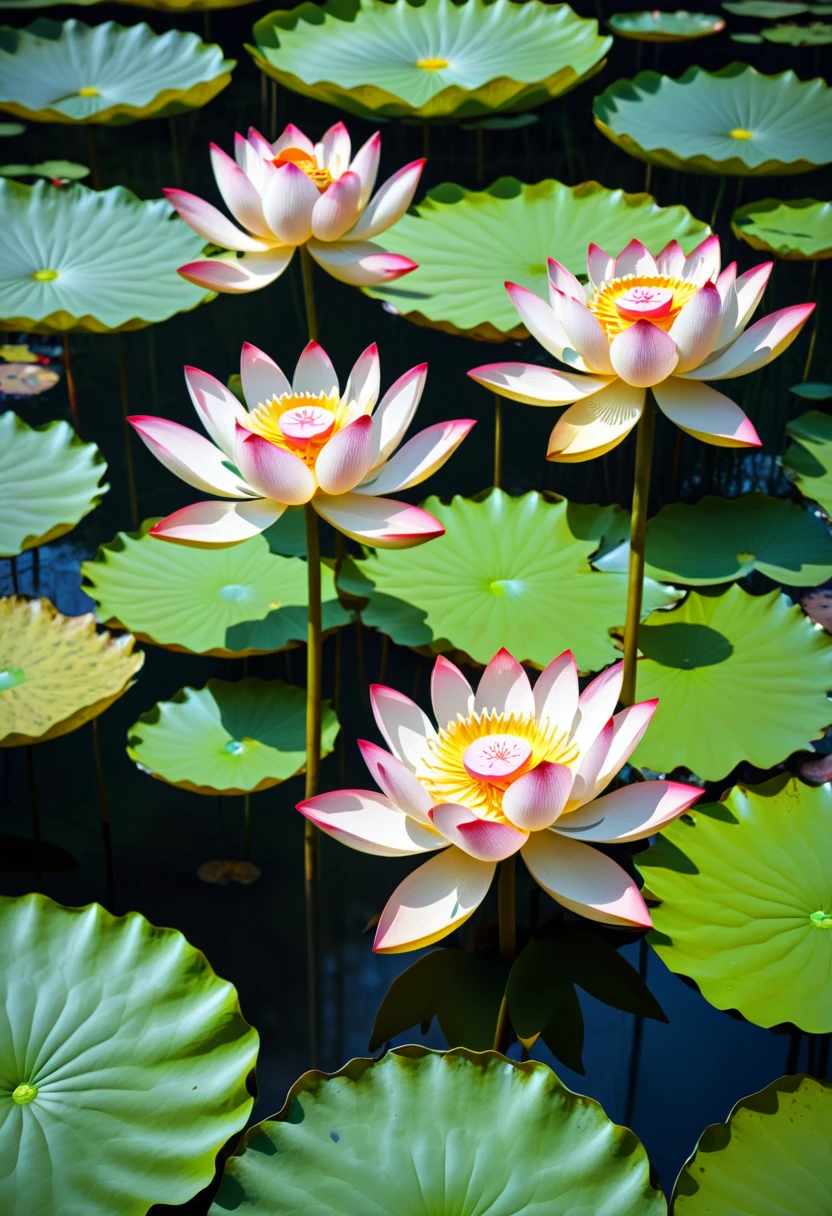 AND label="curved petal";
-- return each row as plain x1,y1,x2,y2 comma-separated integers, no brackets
369,363,427,466
315,416,375,495
297,789,442,857
547,380,645,462
312,171,363,242
553,291,614,374
656,239,685,278
235,130,276,195
547,257,586,303
610,320,678,388
162,188,270,253
590,699,659,799
430,804,528,861
307,239,417,285
262,162,320,245
129,415,254,499
468,363,612,408
349,131,381,207
613,239,658,279
712,261,772,354
317,121,351,175
149,498,283,545
682,234,721,286
502,762,574,832
652,378,760,448
682,304,815,381
209,143,271,238
431,656,474,729
587,242,614,288
178,249,294,294
668,282,723,374
370,683,437,772
292,340,339,397
521,832,652,928
357,740,434,824
183,365,247,456
474,648,534,717
343,343,380,412
505,283,580,367
234,424,316,504
715,261,737,305
314,492,443,549
568,718,614,808
240,341,291,409
572,661,622,751
374,848,495,954
271,122,314,157
554,779,703,844
346,158,425,242
354,419,474,497
533,650,579,734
